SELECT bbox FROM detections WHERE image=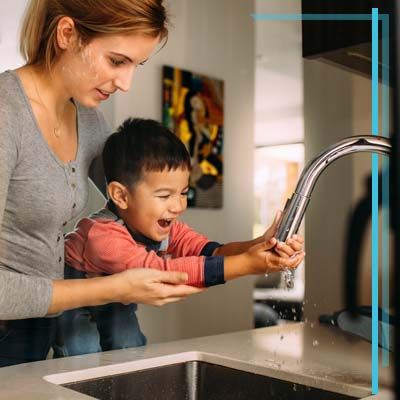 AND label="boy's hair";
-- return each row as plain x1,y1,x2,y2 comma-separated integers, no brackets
102,118,191,188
